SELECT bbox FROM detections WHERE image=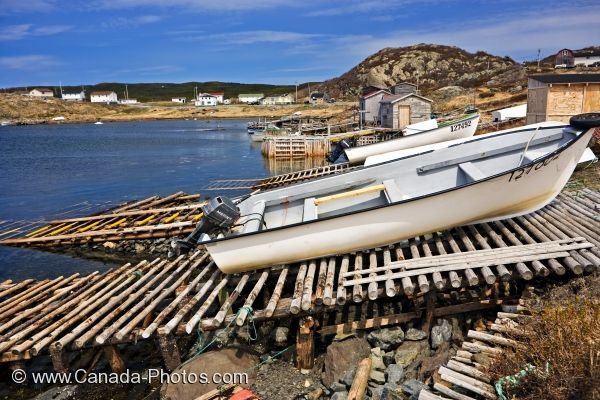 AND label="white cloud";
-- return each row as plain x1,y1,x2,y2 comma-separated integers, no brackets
100,15,162,29
91,0,297,11
0,24,72,41
193,30,325,45
0,0,55,14
0,55,59,69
